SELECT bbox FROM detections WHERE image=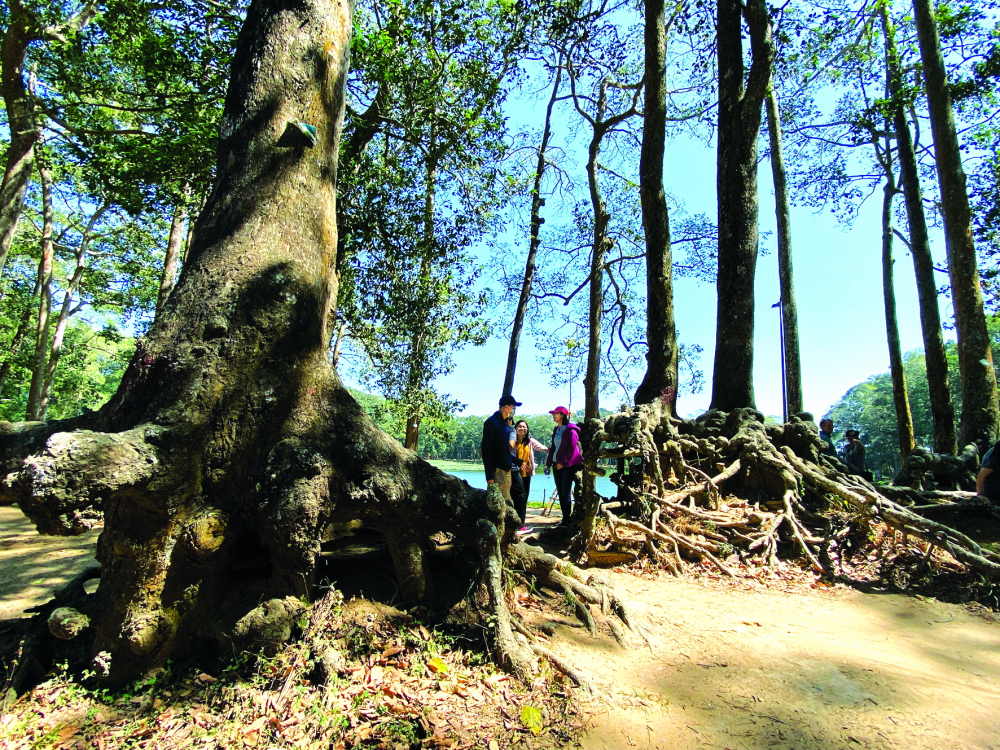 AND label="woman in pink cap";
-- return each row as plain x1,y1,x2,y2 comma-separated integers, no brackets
544,406,583,526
